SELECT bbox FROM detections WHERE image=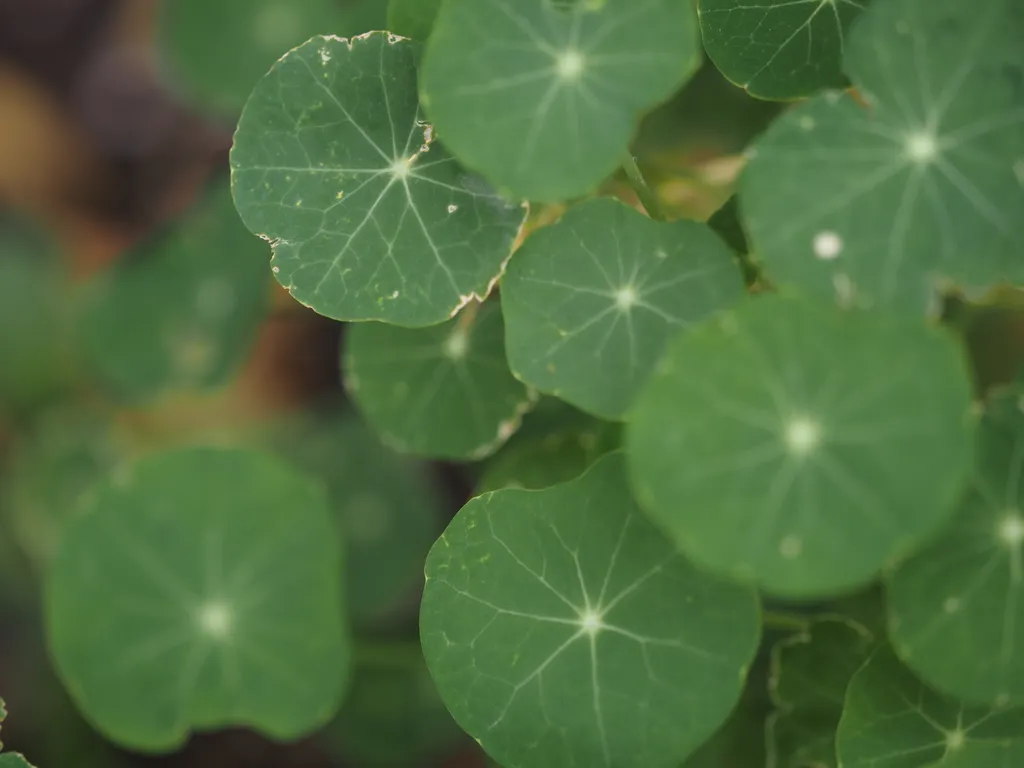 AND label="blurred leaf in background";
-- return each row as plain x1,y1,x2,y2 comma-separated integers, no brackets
78,179,271,402
158,0,389,116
